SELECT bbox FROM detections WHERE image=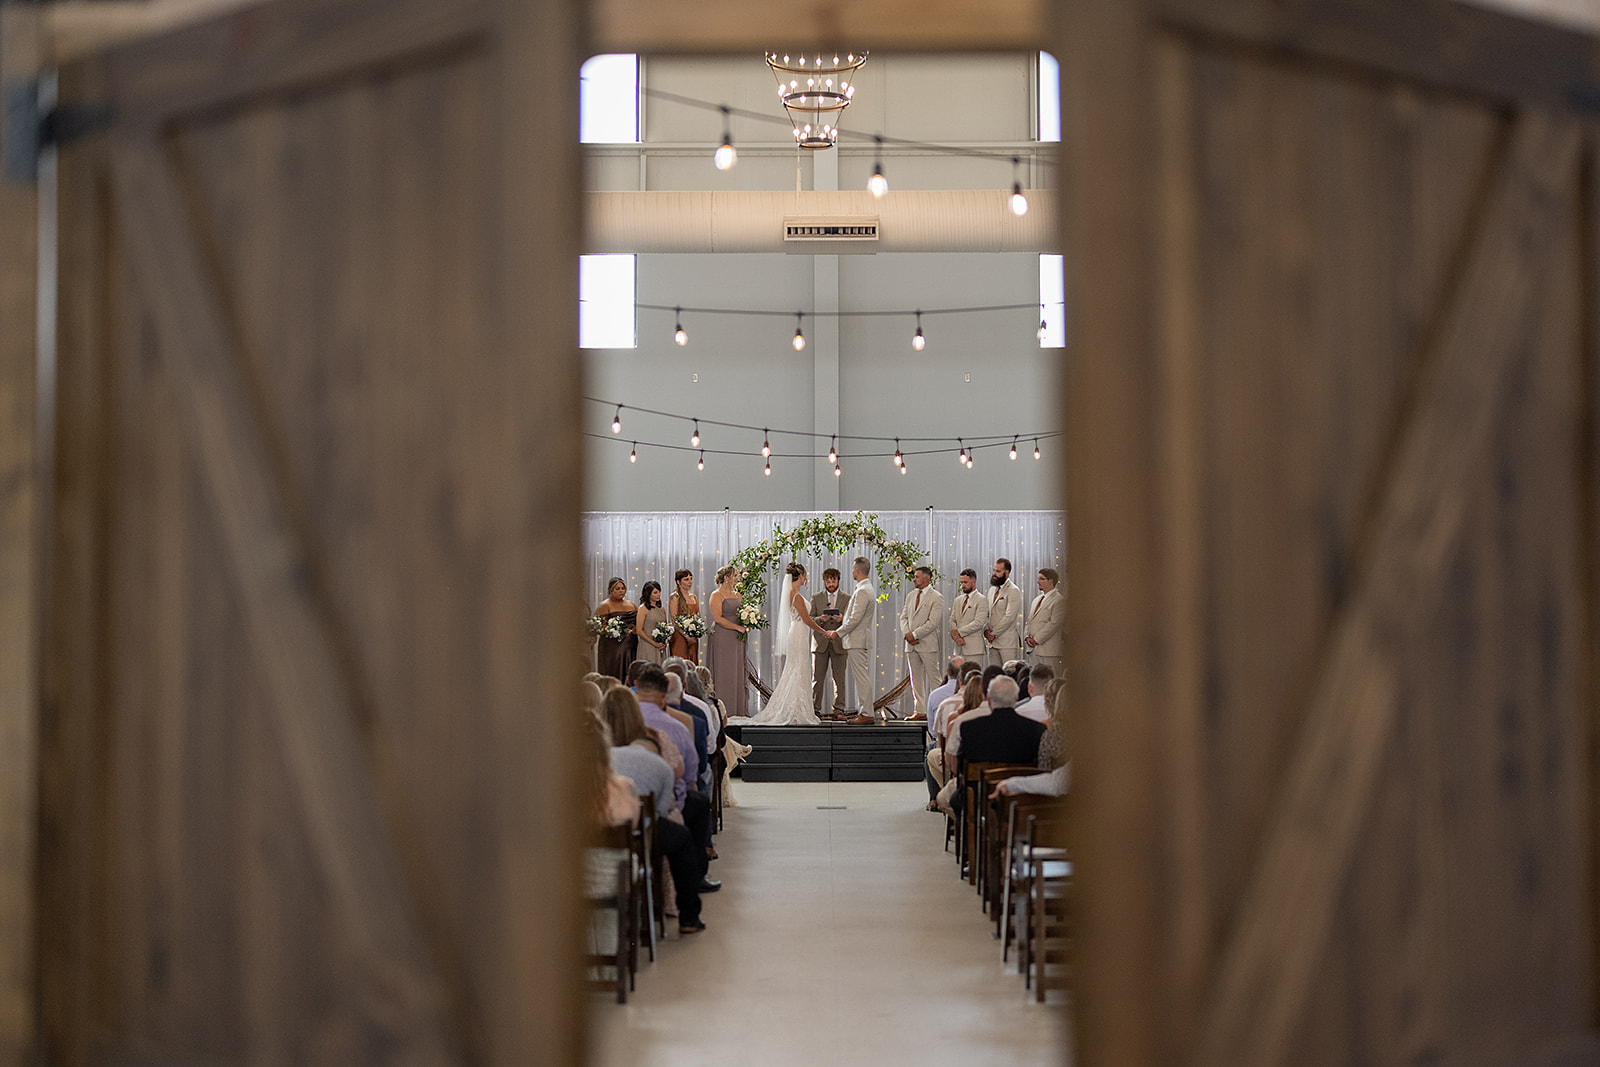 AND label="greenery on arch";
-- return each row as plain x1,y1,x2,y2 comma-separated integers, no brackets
730,512,935,608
